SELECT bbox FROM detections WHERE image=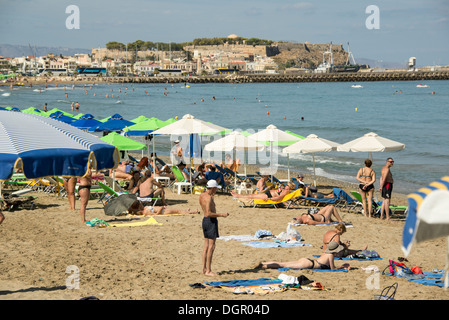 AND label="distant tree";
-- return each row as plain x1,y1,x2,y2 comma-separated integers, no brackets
106,41,125,50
